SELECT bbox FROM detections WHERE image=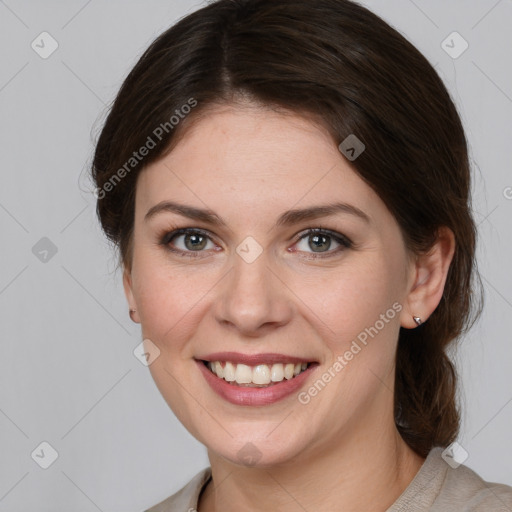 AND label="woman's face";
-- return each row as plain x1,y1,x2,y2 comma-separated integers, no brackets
124,104,416,466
